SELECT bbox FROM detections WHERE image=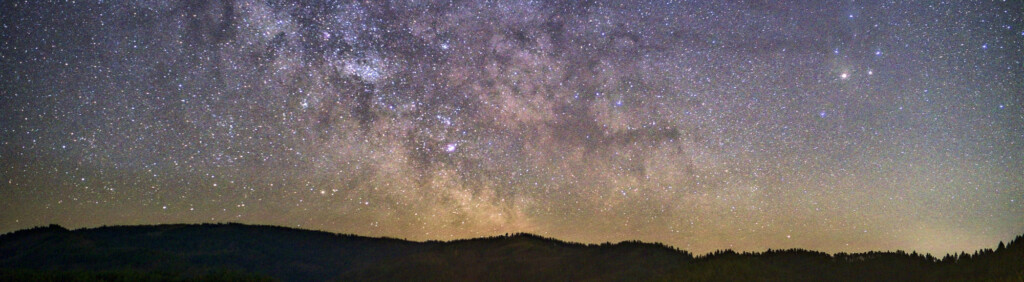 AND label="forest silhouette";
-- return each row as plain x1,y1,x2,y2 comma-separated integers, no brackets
1,223,1021,281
